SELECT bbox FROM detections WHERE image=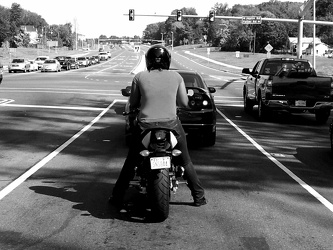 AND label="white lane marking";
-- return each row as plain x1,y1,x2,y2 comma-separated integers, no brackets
217,109,333,213
0,99,127,201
